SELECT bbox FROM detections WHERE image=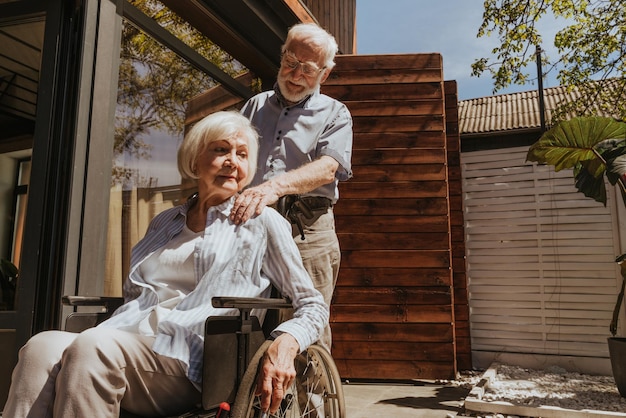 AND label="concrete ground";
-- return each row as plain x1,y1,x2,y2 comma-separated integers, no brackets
1,381,470,418
343,381,470,418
